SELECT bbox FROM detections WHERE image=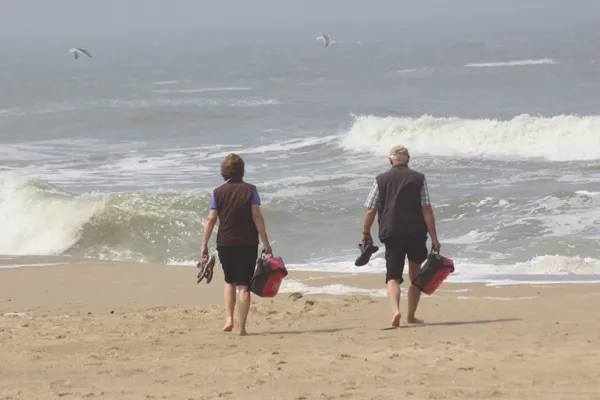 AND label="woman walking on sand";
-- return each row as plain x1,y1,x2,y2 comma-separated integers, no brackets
199,153,272,336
